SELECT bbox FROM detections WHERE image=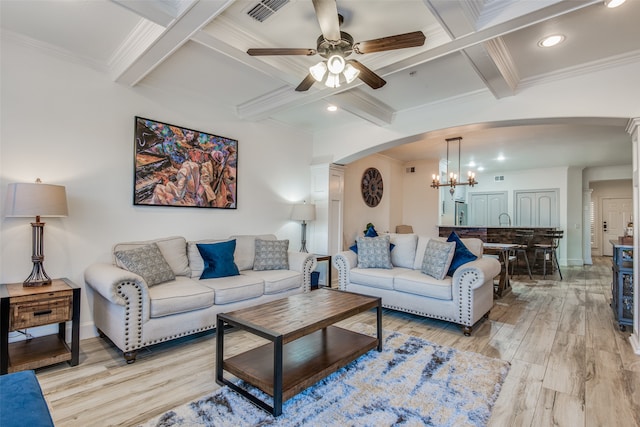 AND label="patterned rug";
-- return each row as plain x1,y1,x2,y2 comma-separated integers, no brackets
141,326,510,427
